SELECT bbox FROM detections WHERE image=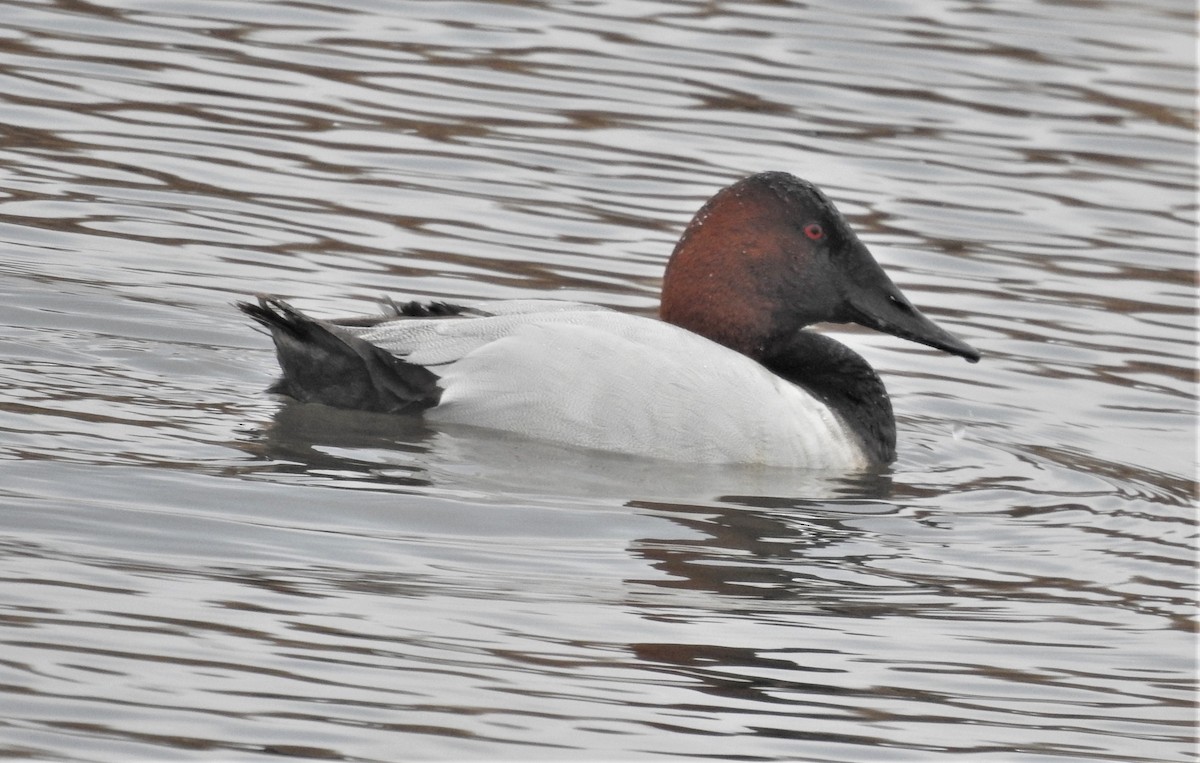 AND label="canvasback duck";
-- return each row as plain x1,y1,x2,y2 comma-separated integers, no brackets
239,172,979,469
